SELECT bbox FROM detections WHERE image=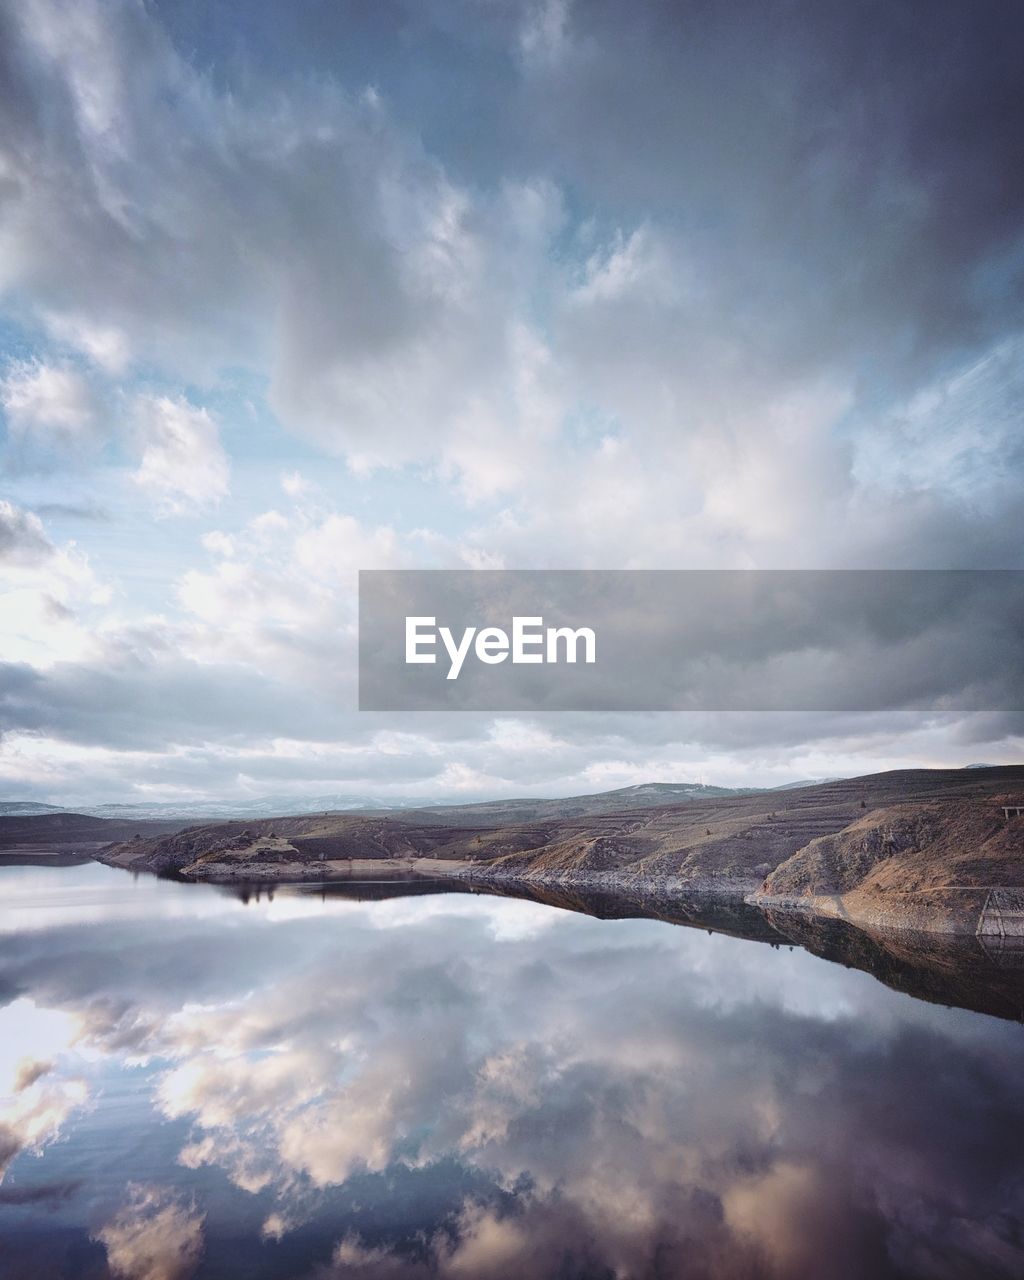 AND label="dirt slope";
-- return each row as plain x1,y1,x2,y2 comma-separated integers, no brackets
752,797,1024,930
